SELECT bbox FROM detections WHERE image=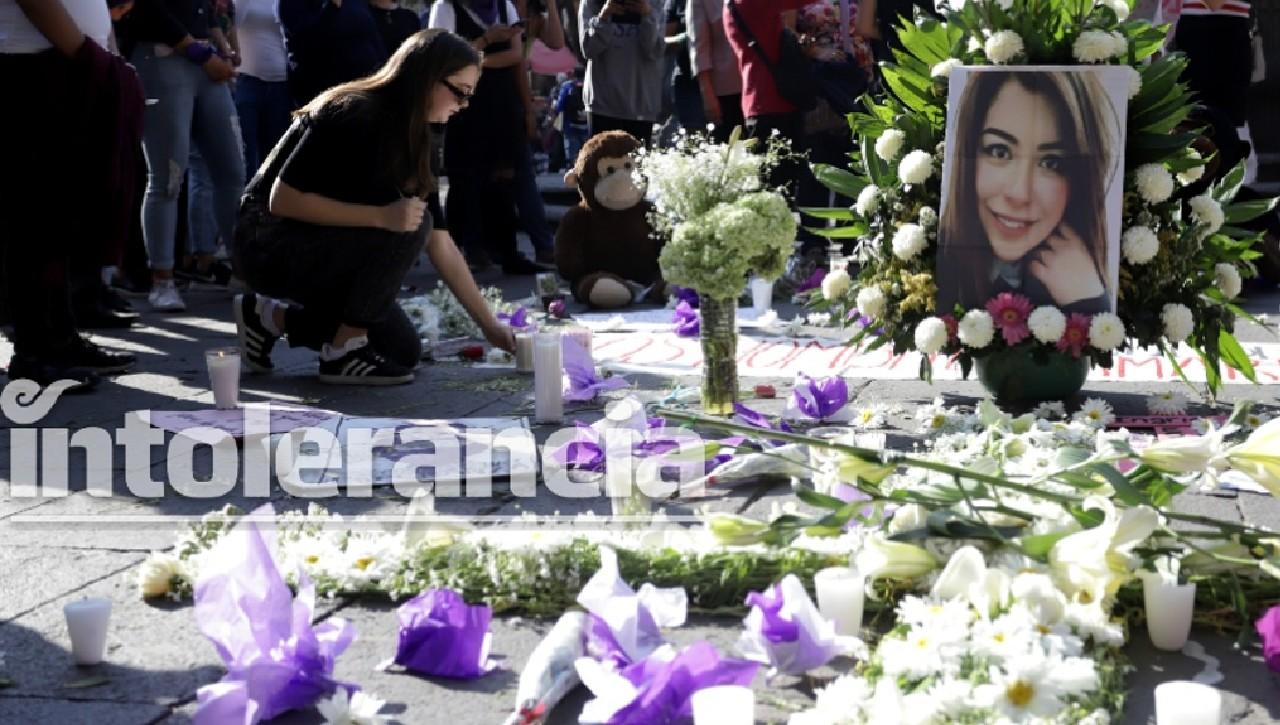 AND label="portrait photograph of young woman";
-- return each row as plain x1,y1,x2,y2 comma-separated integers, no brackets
935,67,1130,316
